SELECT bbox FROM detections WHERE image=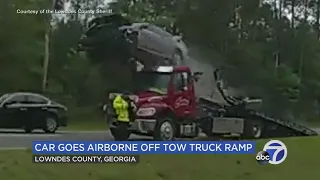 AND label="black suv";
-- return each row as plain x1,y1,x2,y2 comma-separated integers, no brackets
0,92,67,133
